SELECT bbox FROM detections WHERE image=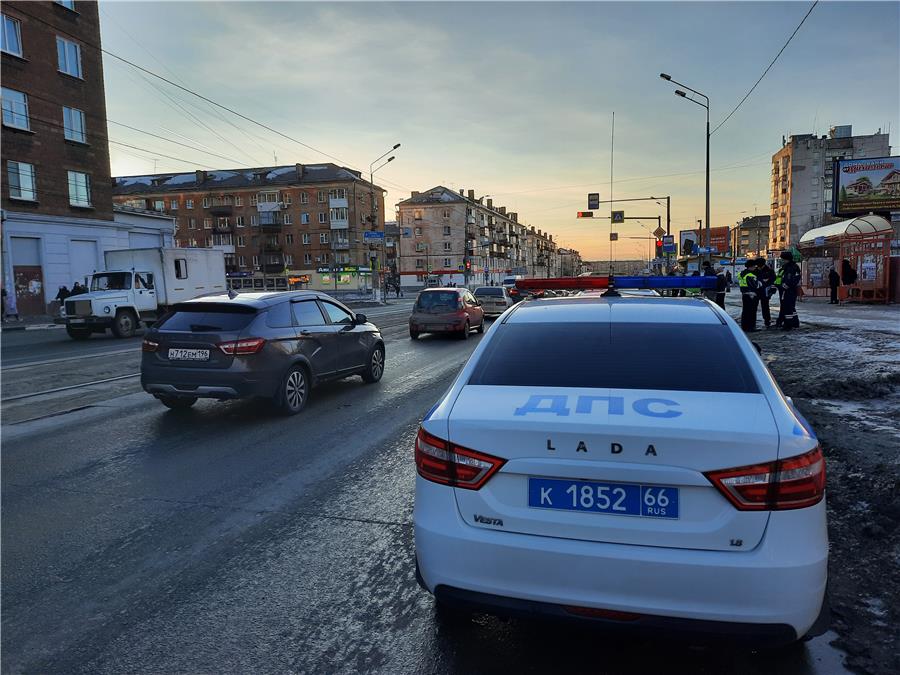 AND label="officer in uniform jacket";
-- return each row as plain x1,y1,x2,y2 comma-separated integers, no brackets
738,261,760,332
775,251,802,330
754,258,776,328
